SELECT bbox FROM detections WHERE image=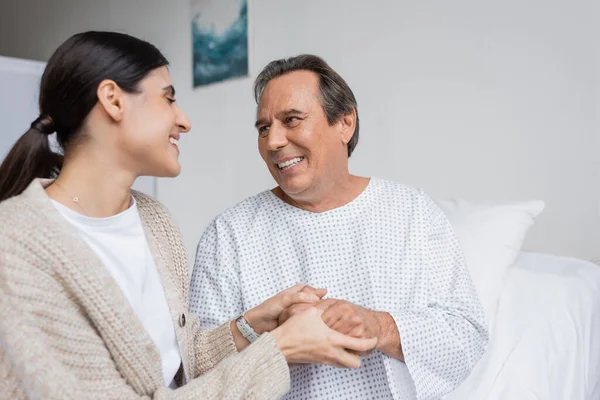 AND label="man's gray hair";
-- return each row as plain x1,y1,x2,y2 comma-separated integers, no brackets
253,54,360,157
